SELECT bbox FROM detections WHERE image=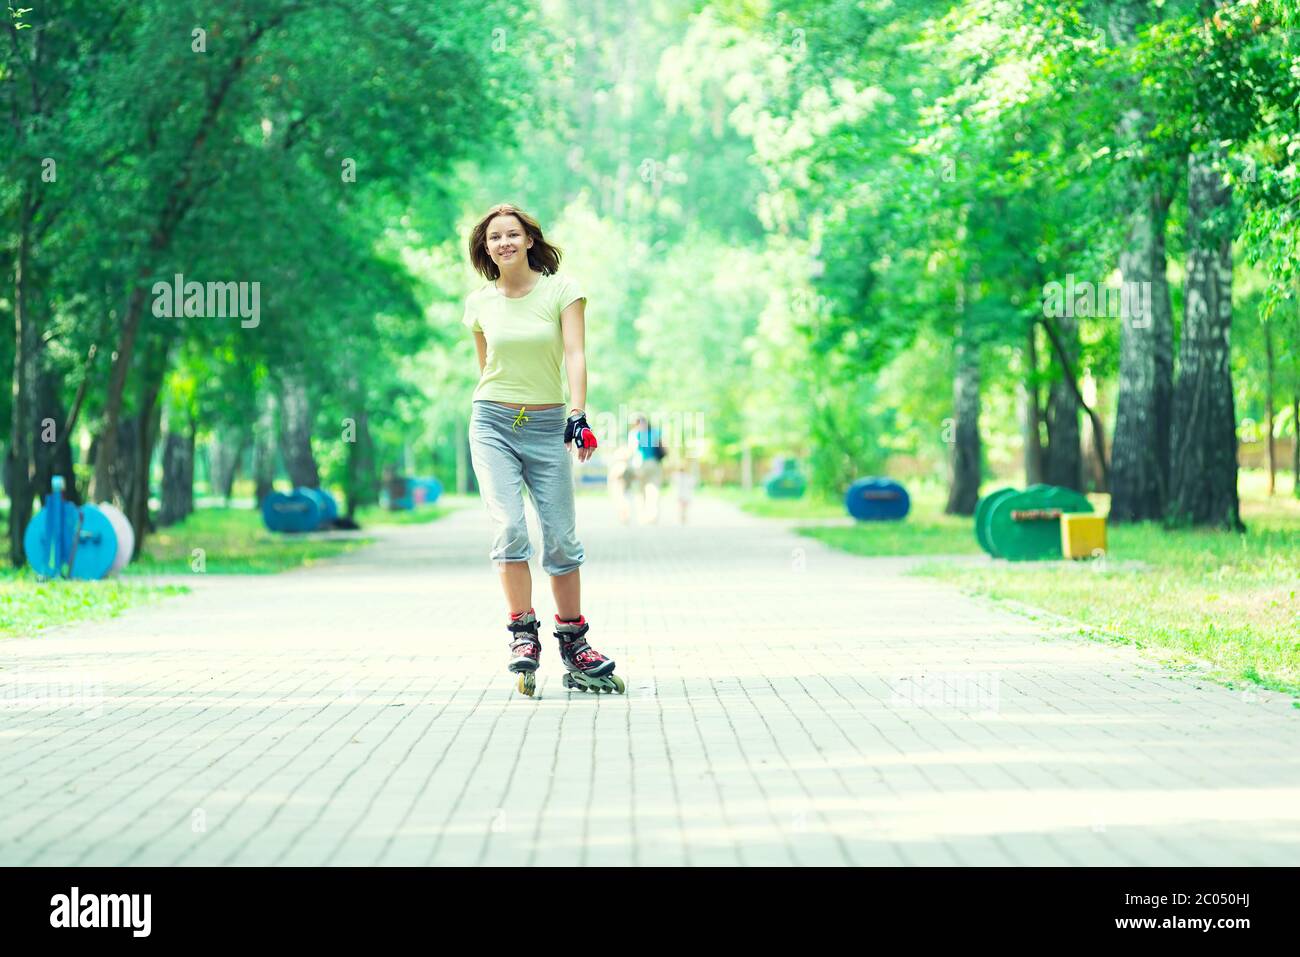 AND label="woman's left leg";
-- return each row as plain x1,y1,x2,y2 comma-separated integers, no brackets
550,567,580,621
518,412,622,691
515,406,585,591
